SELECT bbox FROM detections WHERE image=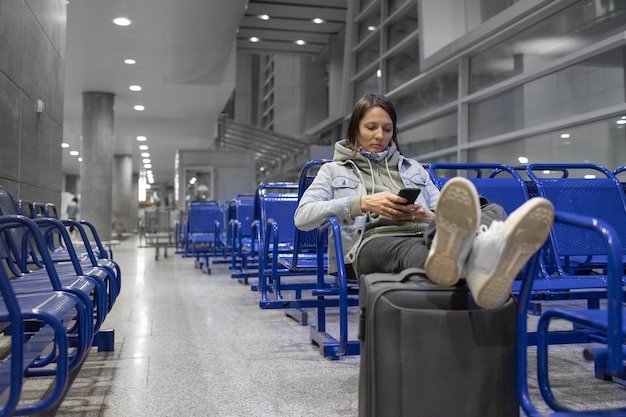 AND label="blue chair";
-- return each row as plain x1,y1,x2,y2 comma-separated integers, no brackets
253,182,299,300
295,159,361,358
261,161,333,302
228,194,257,282
517,211,626,416
0,215,94,368
0,190,111,350
0,245,88,416
184,200,224,273
308,216,361,358
2,188,119,319
257,161,338,325
522,163,626,308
